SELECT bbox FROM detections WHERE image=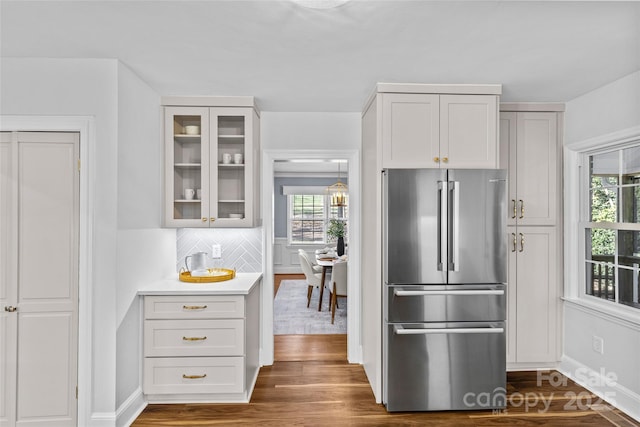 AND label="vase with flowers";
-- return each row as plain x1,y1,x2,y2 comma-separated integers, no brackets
327,219,346,256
